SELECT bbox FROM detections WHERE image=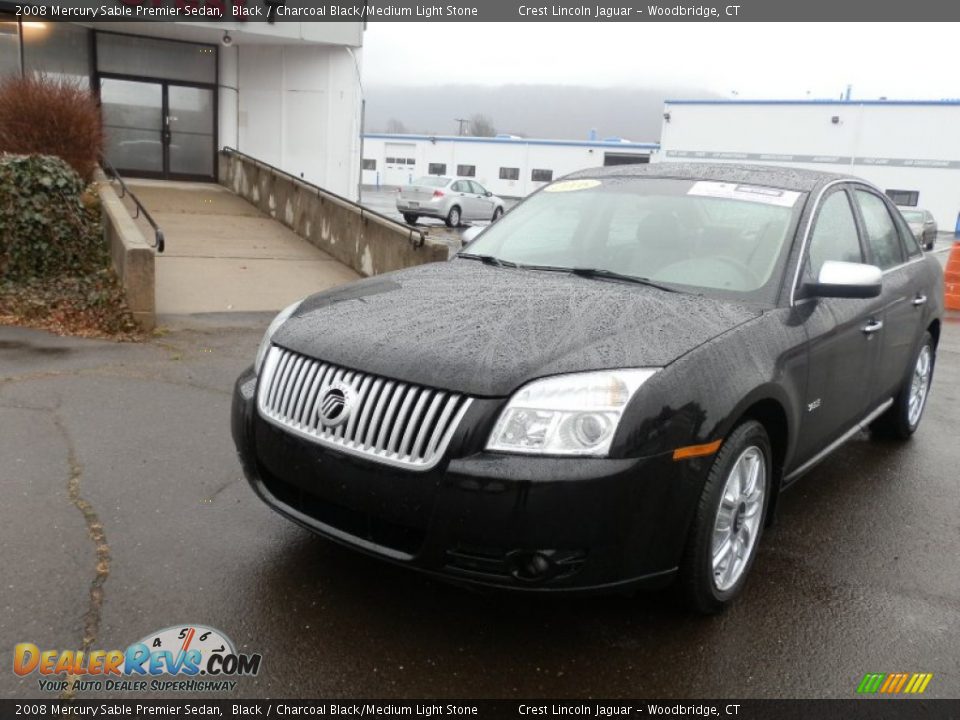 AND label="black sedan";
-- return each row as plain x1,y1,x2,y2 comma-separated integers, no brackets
232,164,943,613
